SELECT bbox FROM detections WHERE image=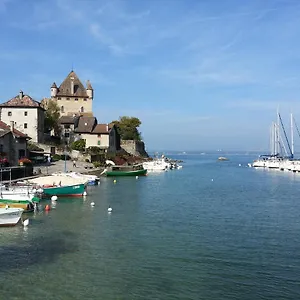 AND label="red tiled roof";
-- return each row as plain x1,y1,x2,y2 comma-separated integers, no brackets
0,120,28,138
92,123,113,134
0,92,43,108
